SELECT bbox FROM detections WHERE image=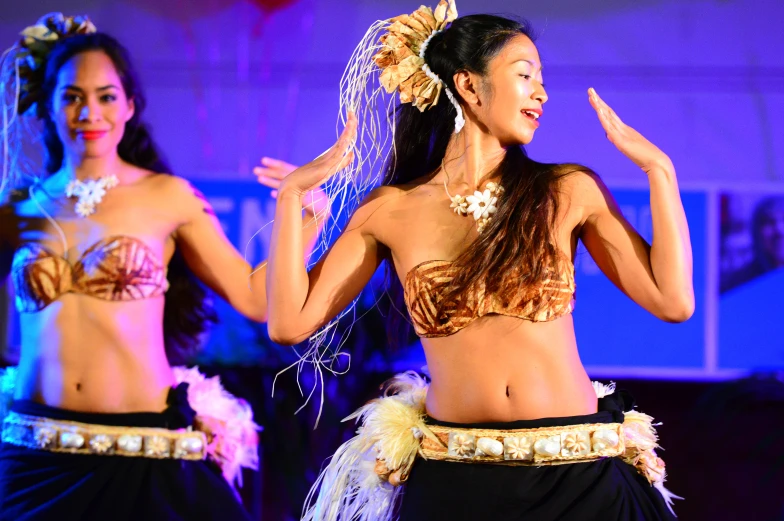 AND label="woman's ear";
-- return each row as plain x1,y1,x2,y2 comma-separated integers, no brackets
453,70,481,106
125,96,135,122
